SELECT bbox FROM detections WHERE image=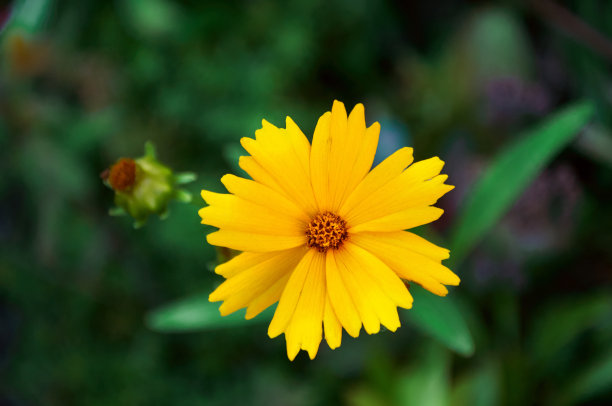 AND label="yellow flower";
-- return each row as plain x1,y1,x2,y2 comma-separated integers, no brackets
200,101,459,360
